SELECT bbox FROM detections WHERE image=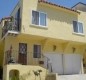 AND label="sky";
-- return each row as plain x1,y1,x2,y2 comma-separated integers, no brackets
0,0,86,20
